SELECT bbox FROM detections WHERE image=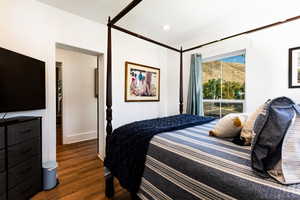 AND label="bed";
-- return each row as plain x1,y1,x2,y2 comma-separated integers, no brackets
137,120,300,200
105,117,300,200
